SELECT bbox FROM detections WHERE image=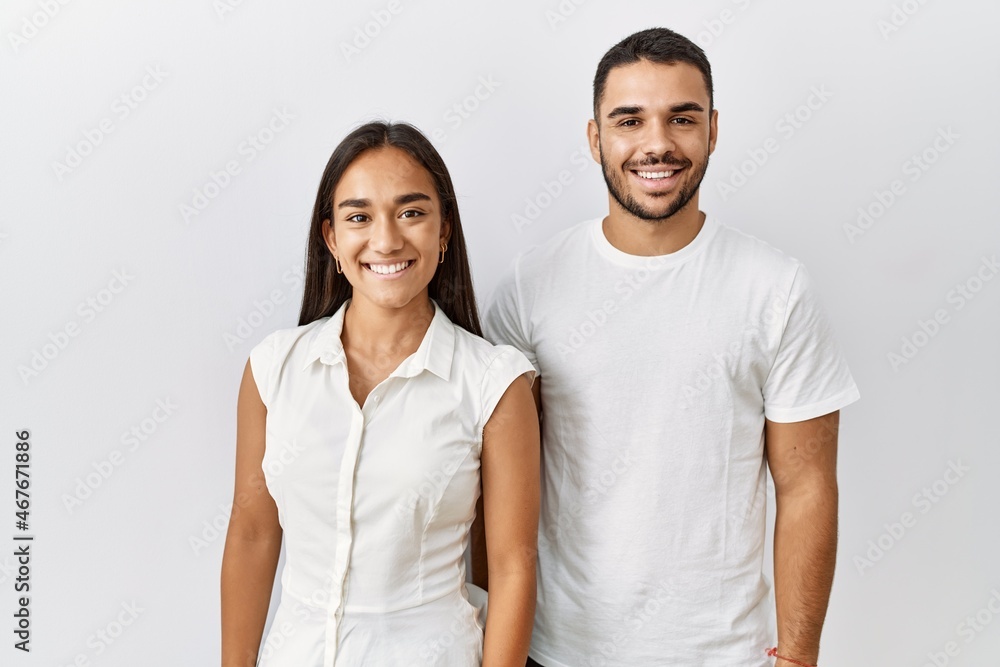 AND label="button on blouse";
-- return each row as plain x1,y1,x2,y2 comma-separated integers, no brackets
249,298,535,666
